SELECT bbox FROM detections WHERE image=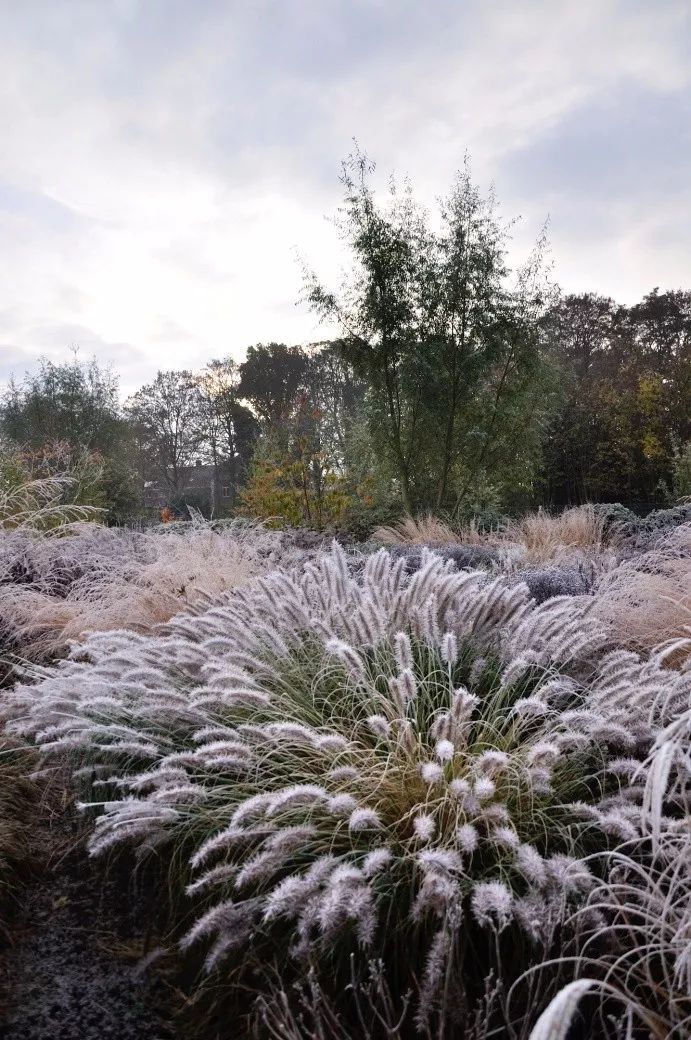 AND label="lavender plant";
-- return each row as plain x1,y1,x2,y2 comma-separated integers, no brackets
6,545,688,1034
